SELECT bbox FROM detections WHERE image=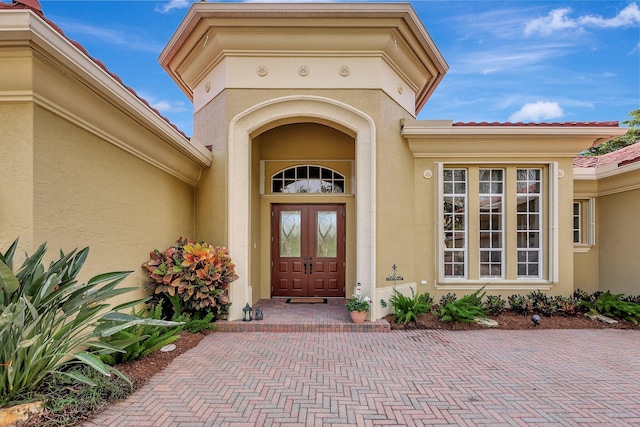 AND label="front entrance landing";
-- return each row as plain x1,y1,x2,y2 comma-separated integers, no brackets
214,298,390,332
